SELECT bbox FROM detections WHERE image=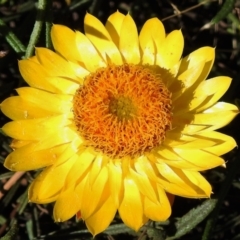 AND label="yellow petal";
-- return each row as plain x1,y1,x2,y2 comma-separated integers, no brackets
35,48,81,79
160,158,206,171
88,155,105,187
192,104,238,131
24,127,79,156
156,30,184,69
1,96,52,120
169,60,181,78
157,146,187,160
74,171,89,209
156,147,215,170
105,11,125,46
16,87,73,114
164,138,215,149
28,154,77,203
130,166,158,203
135,155,162,182
172,148,224,170
139,18,165,65
75,31,106,72
183,170,212,197
45,132,82,156
4,142,68,171
180,124,208,135
64,149,96,188
144,186,171,221
171,61,205,94
156,165,210,198
174,76,232,114
2,115,72,140
81,166,108,219
164,132,217,149
173,103,238,132
119,14,140,64
157,178,208,198
51,24,81,62
146,155,205,196
156,162,192,188
53,187,80,222
45,76,80,95
118,178,148,231
172,50,216,106
50,136,83,166
84,13,123,65
178,47,215,80
198,131,237,155
134,157,162,202
139,18,165,51
195,76,232,112
68,61,90,81
19,59,57,92
85,194,117,236
108,160,122,207
10,139,32,149
166,132,197,141
203,102,238,113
